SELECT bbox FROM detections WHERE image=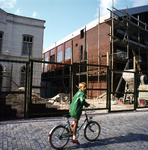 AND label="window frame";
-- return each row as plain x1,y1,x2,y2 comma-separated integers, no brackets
65,47,71,60
20,66,26,87
20,65,30,87
80,29,84,39
50,54,55,62
57,51,63,62
80,45,83,61
21,35,34,56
